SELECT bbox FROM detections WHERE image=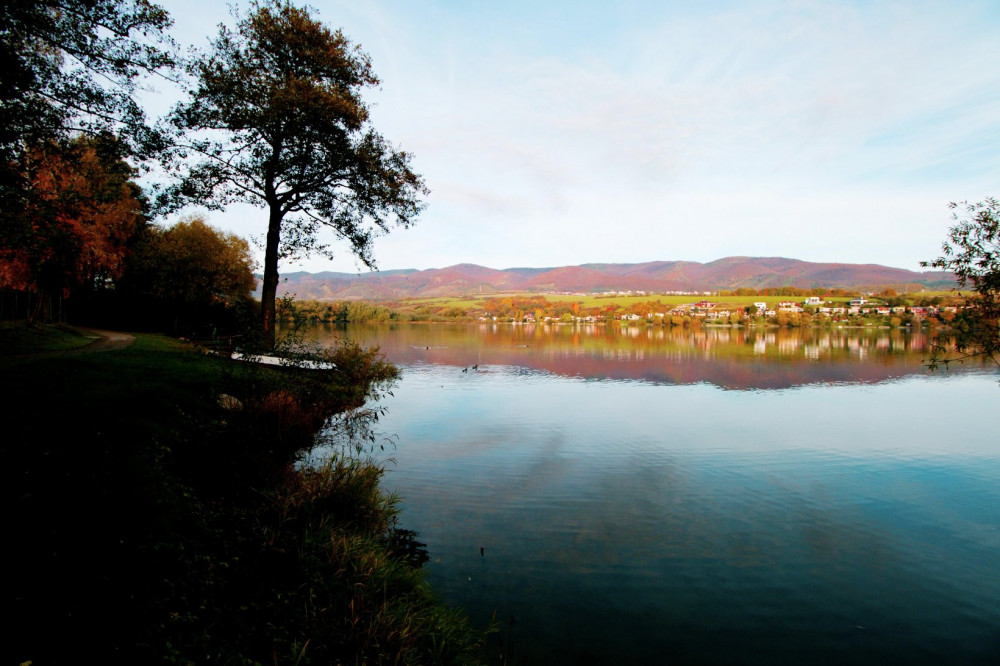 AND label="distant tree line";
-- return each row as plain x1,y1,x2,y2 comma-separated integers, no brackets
270,290,969,329
278,298,396,324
